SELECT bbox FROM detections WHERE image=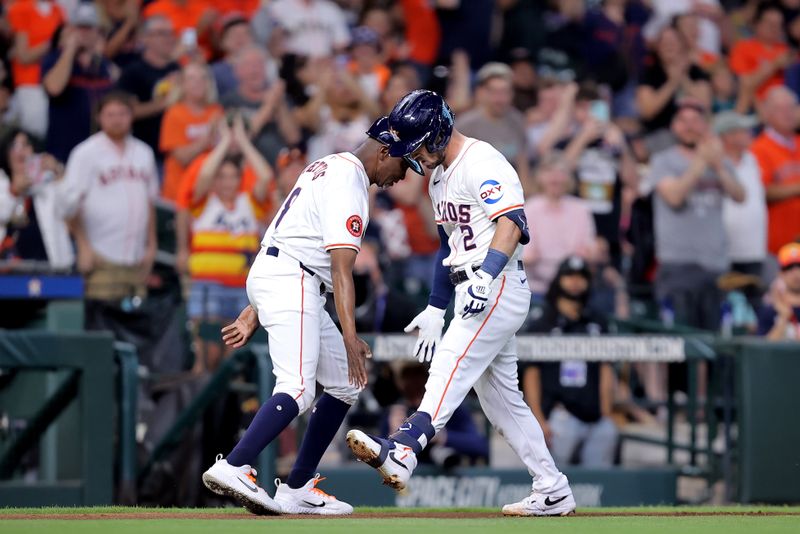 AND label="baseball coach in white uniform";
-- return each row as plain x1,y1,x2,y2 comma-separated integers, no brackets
202,114,424,515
